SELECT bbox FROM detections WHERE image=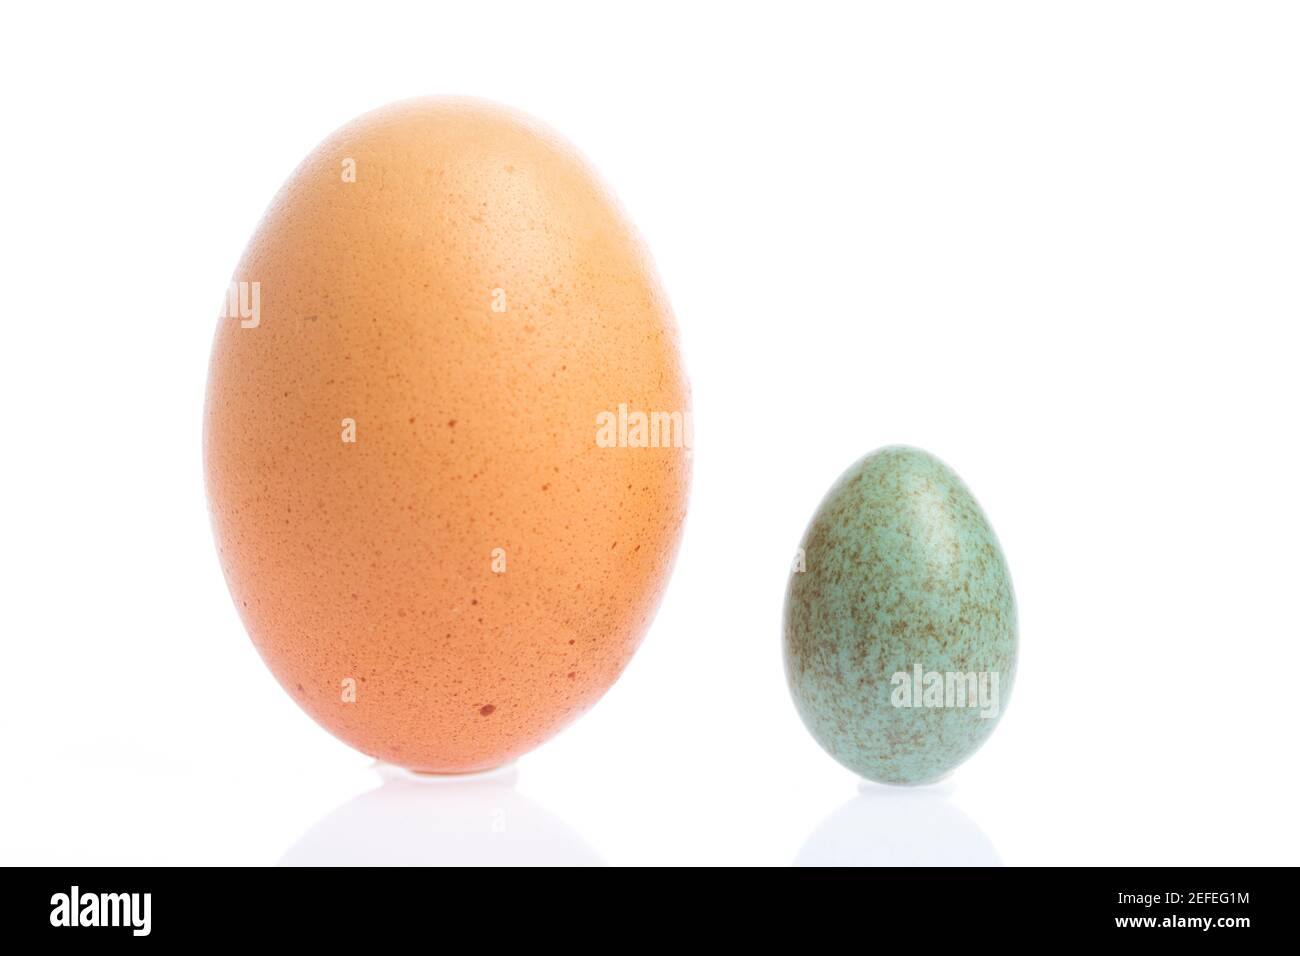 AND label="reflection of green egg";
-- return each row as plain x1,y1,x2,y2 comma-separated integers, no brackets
784,446,1017,785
